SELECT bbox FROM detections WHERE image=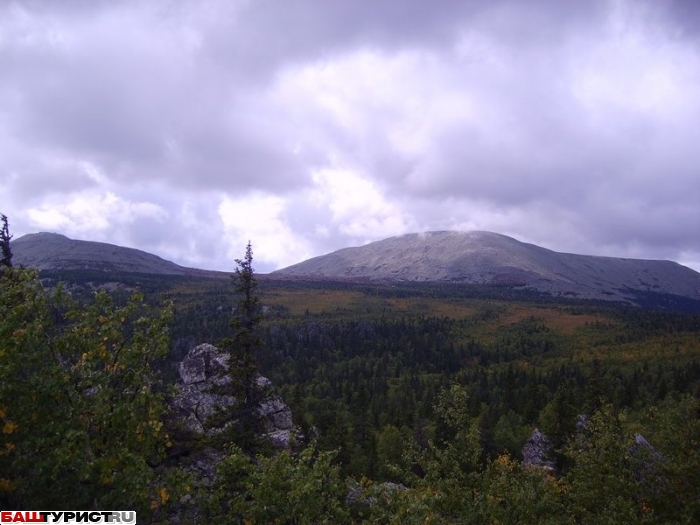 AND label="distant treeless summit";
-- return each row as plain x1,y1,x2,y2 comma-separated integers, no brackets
12,232,192,275
12,230,700,304
273,231,700,302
